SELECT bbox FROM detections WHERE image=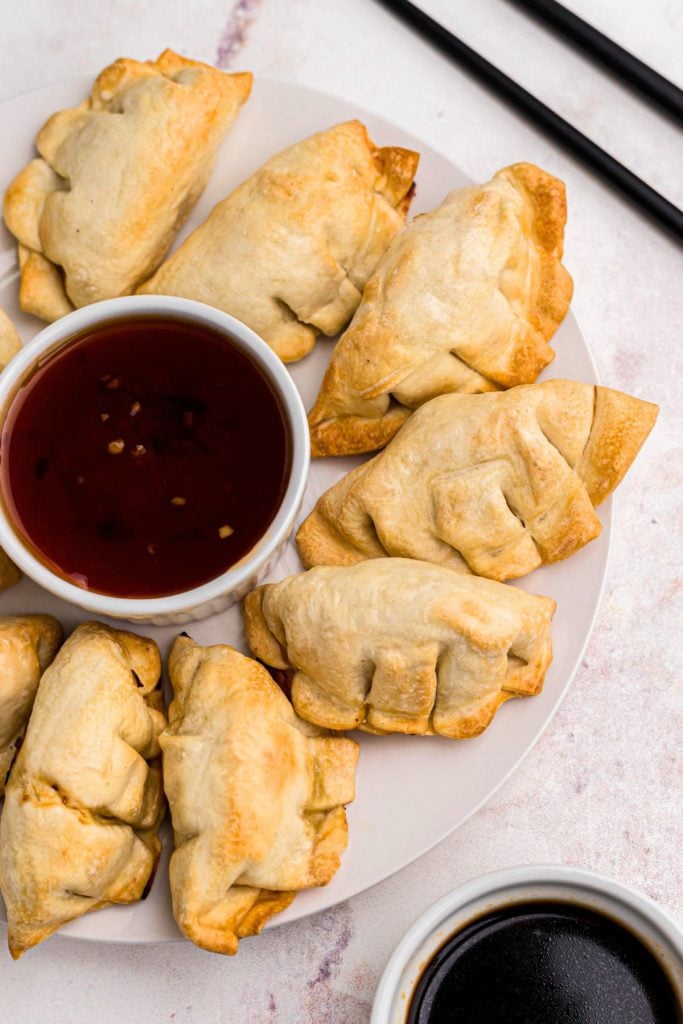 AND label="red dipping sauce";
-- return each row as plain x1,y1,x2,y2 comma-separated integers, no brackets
0,317,291,598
